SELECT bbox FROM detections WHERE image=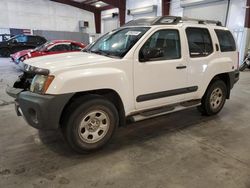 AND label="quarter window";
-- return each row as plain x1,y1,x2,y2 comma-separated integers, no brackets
186,28,213,57
215,29,236,52
139,29,181,61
